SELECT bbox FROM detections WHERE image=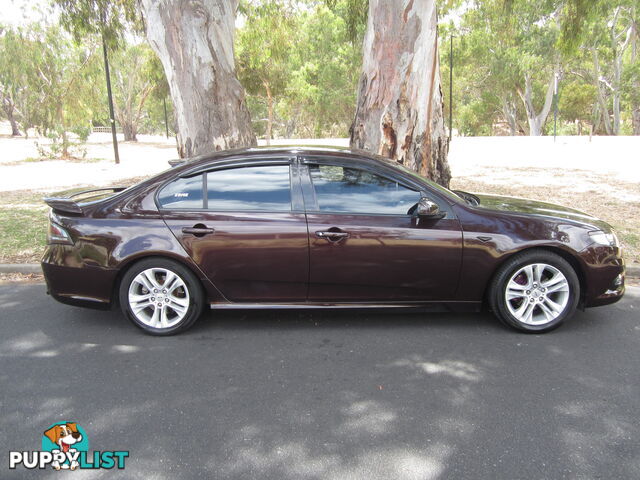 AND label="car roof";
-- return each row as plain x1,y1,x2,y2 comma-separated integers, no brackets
174,145,392,168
